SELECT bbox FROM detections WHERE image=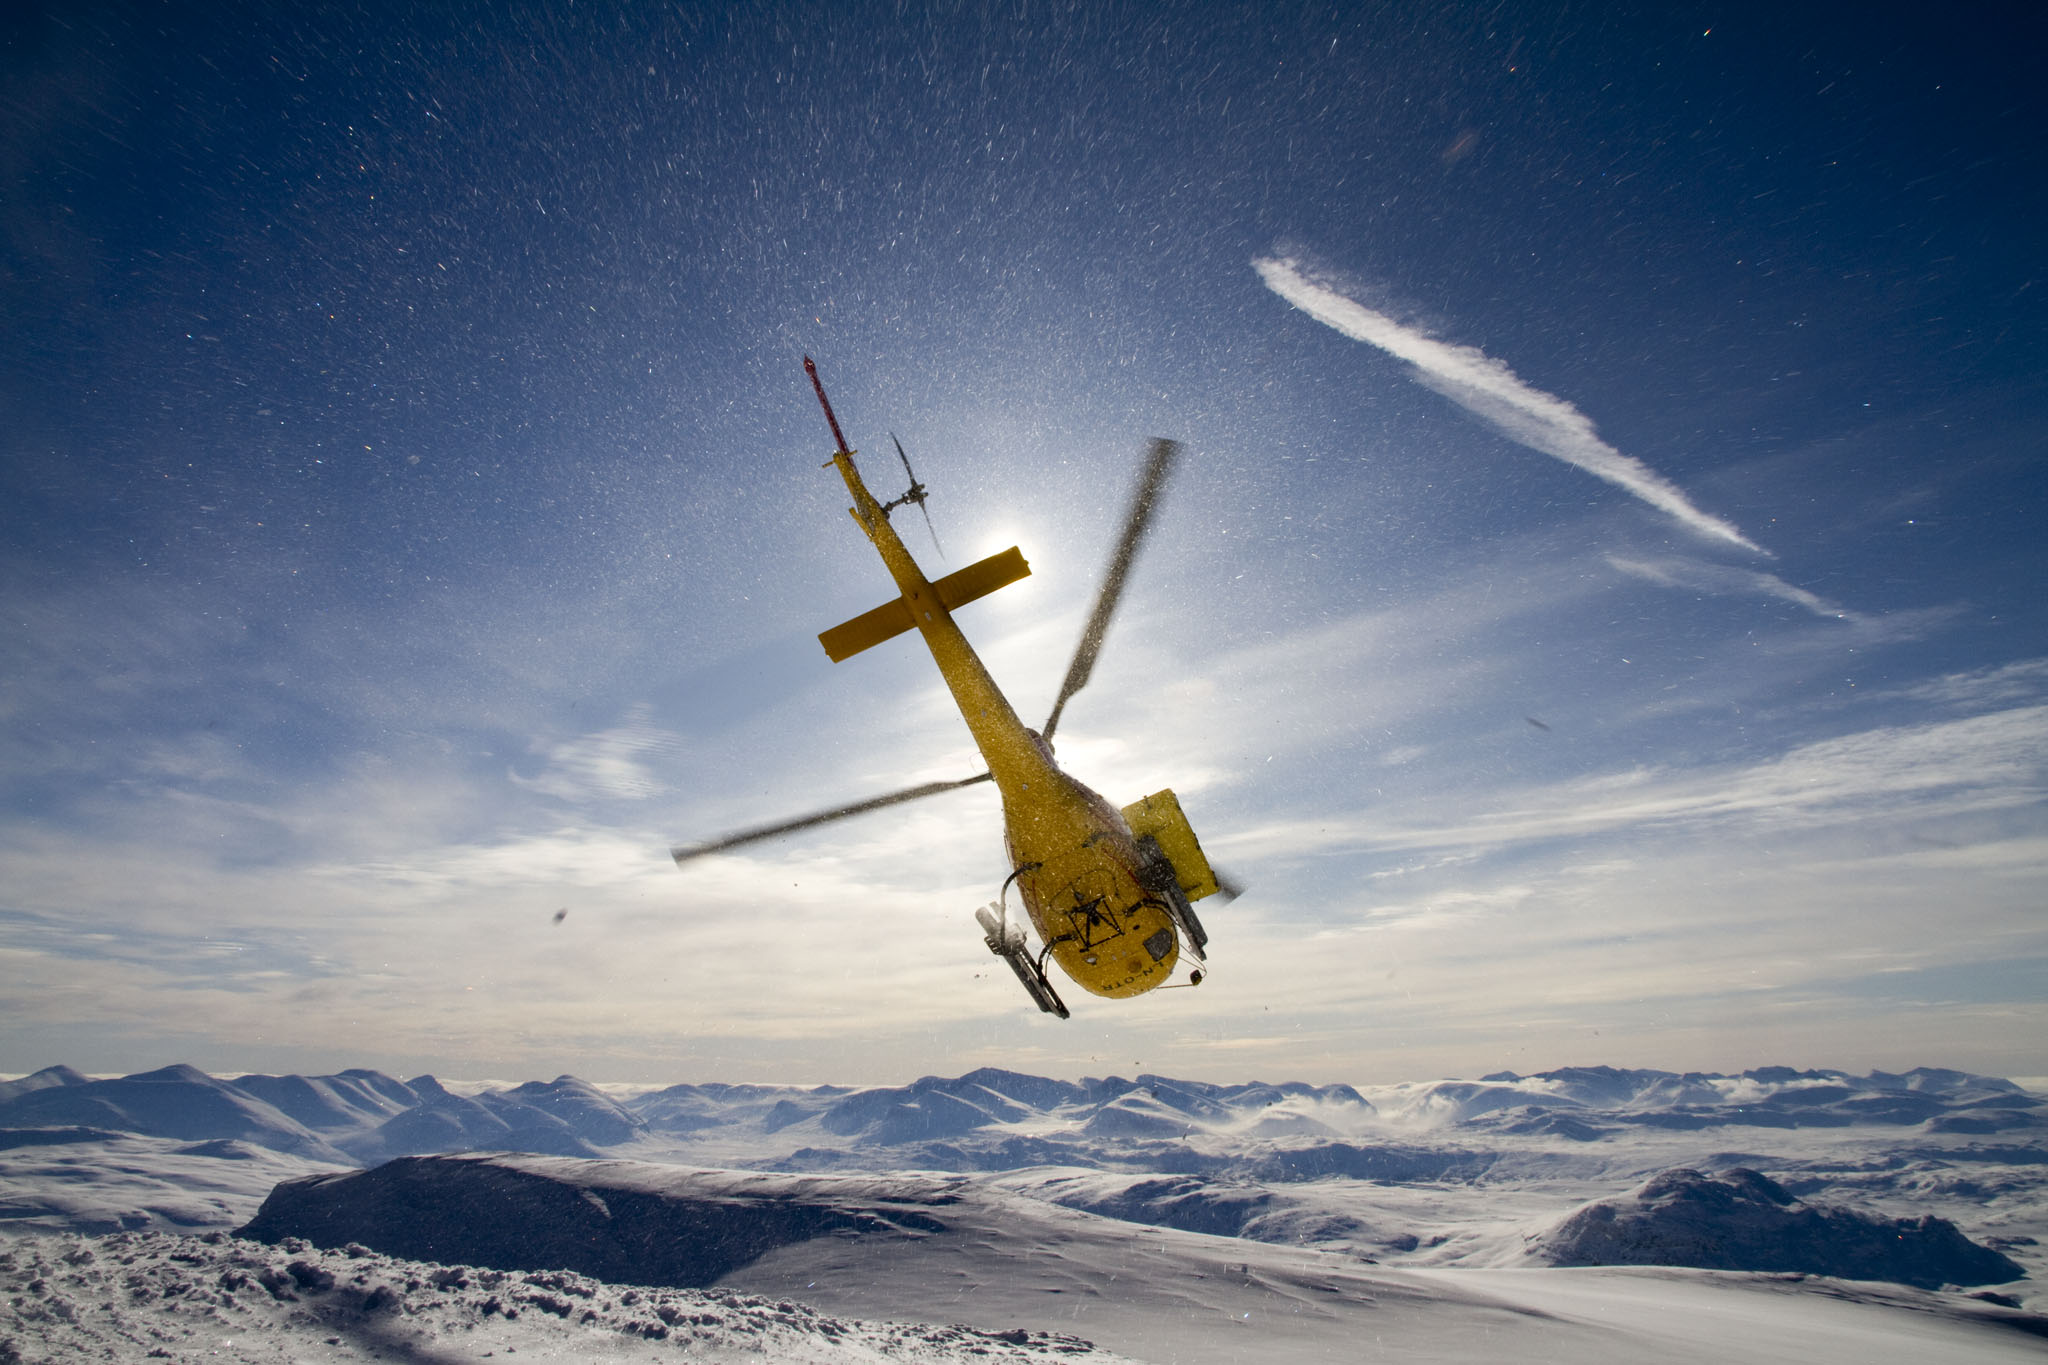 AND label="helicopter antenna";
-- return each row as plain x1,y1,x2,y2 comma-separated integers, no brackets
803,356,852,454
882,433,944,559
